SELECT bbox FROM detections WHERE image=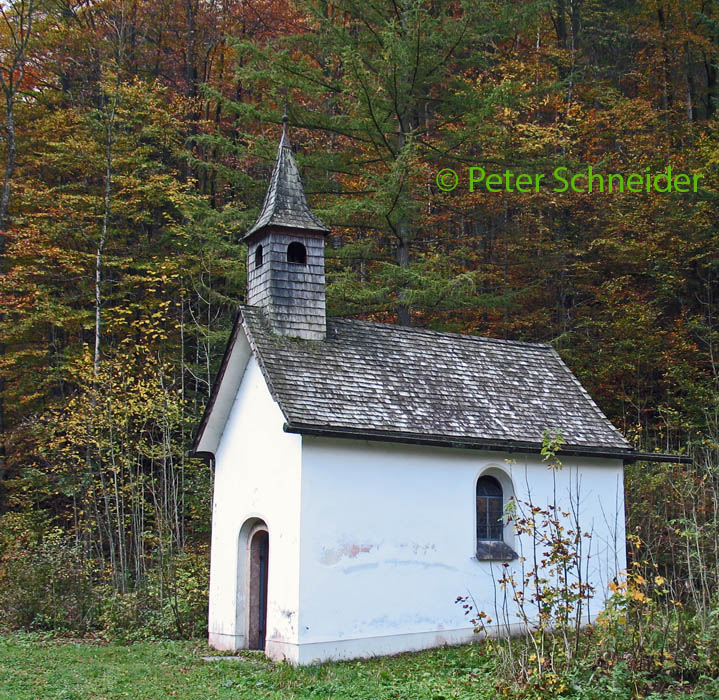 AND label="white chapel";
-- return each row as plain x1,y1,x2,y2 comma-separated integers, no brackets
193,120,674,665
